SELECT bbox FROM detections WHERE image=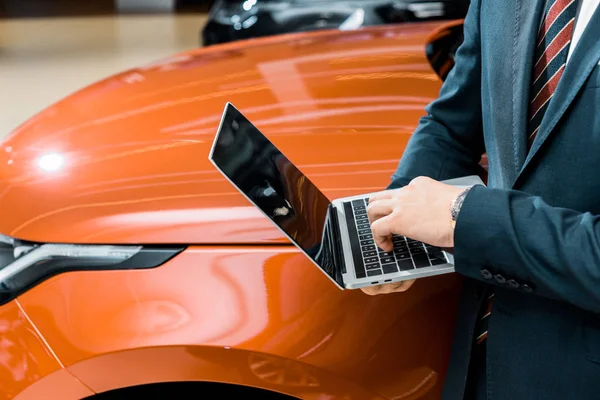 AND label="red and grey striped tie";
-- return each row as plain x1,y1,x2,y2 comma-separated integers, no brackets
476,0,578,346
528,0,579,147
